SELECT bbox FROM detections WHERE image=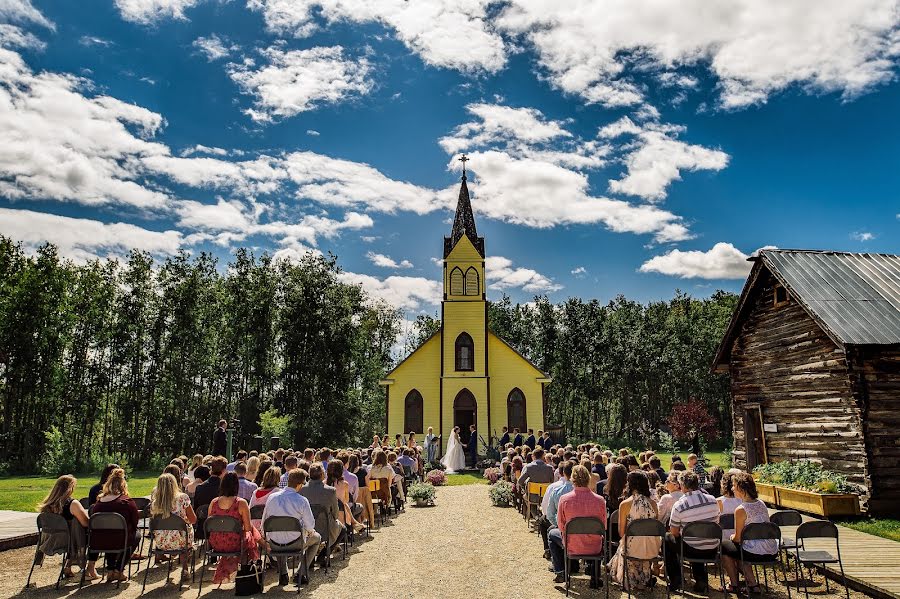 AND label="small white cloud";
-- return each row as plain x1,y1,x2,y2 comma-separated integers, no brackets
192,34,236,61
640,242,761,279
486,255,562,293
78,35,113,47
851,231,876,242
306,129,320,136
366,251,413,269
360,235,379,243
571,266,587,277
179,144,229,157
114,0,201,24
